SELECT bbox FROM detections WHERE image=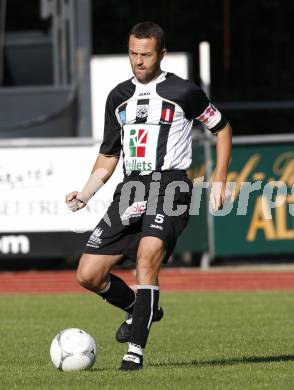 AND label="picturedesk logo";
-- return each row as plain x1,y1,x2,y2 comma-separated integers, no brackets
129,129,148,157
